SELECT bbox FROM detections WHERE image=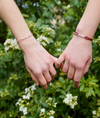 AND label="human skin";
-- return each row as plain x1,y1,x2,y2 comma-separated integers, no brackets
56,0,100,88
0,0,57,90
